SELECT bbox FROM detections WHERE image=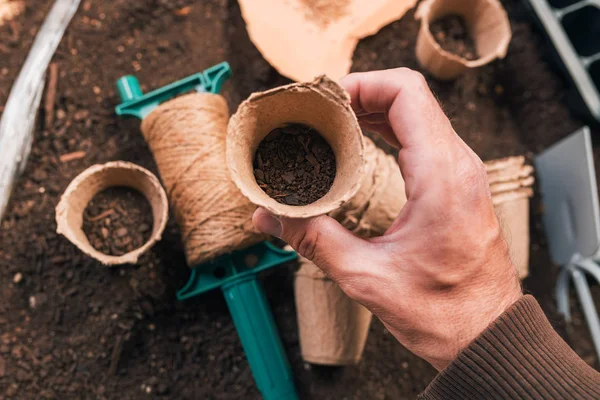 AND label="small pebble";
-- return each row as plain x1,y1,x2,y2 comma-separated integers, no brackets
115,228,127,237
156,383,168,395
74,110,89,121
29,293,47,309
13,273,23,284
6,383,18,397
